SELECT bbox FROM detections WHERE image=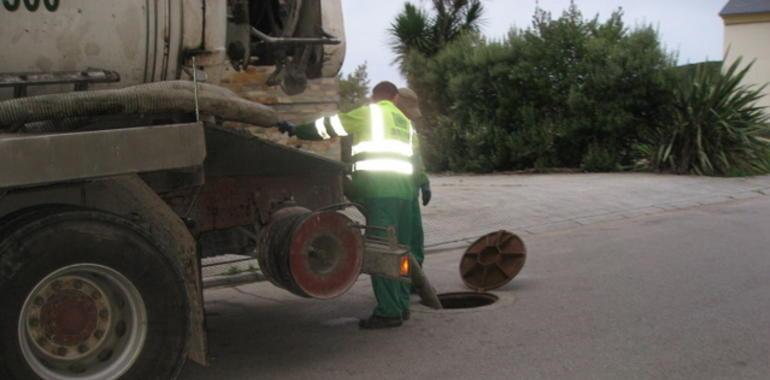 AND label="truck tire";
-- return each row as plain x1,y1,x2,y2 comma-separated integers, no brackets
0,208,189,380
